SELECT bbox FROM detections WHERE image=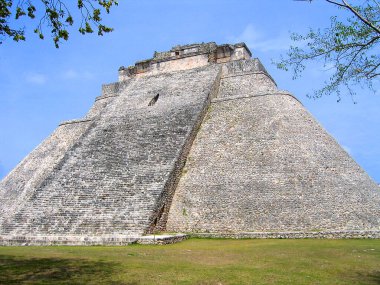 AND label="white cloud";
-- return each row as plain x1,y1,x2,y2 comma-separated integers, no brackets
62,69,79,79
229,24,293,52
61,69,94,80
25,73,47,85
